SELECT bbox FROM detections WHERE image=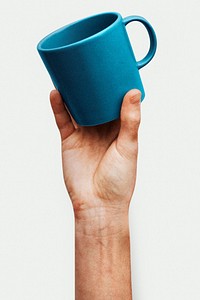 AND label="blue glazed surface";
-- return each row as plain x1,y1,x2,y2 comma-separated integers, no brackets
37,12,157,126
